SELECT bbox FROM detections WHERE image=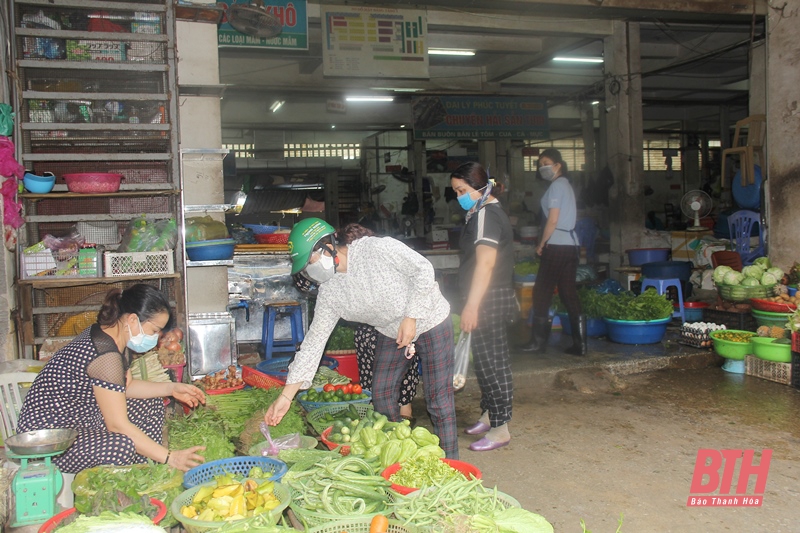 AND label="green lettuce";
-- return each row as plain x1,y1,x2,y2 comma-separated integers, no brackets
492,508,555,533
